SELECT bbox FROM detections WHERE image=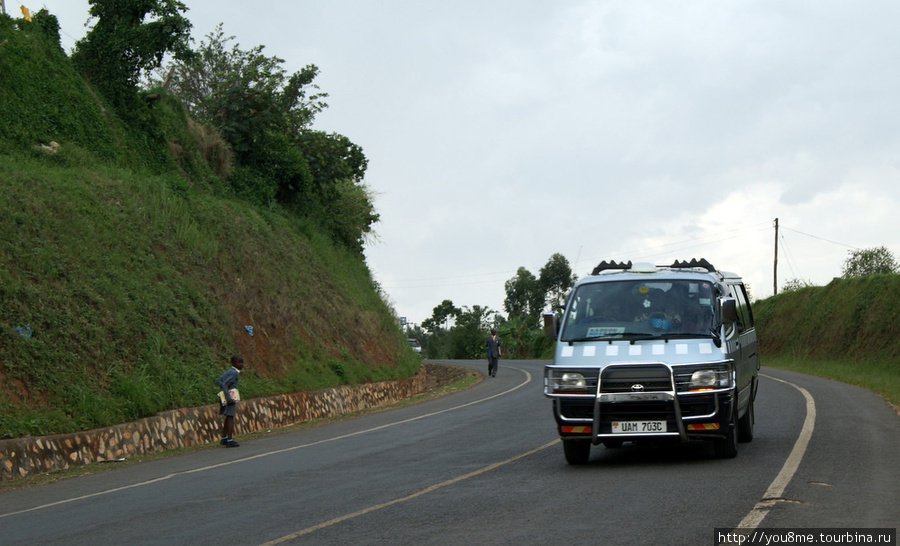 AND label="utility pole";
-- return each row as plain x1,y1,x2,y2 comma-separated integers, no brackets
773,218,779,295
